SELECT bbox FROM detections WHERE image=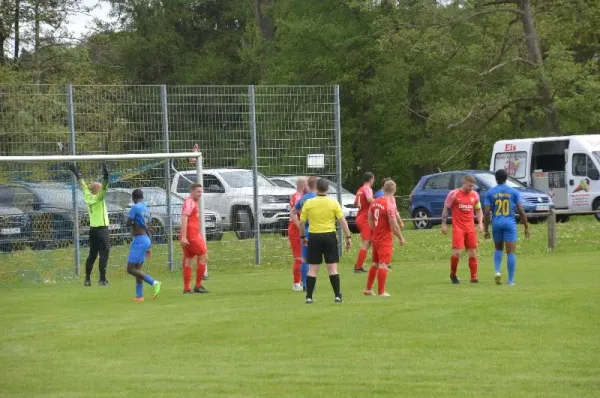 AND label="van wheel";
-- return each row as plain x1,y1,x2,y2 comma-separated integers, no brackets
412,208,432,230
593,199,600,221
234,208,254,240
